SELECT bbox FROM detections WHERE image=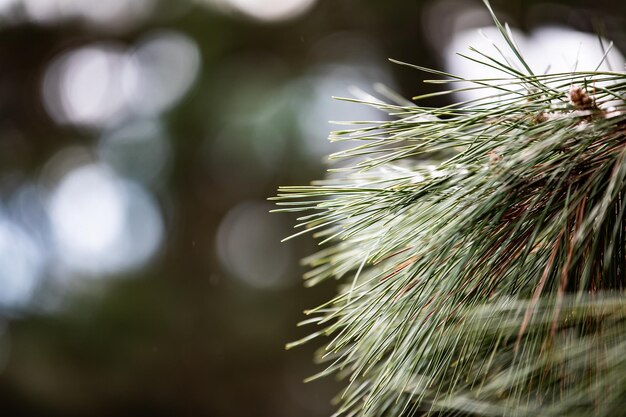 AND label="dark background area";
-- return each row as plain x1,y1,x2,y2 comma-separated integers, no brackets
0,0,624,416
